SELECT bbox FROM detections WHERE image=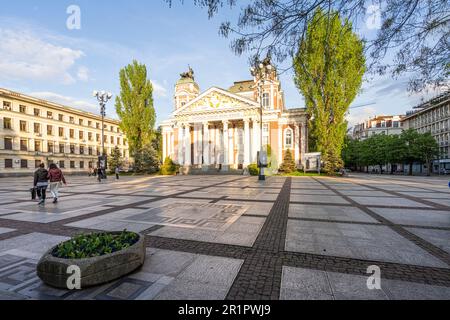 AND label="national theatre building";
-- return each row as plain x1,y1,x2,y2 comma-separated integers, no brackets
161,65,309,173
